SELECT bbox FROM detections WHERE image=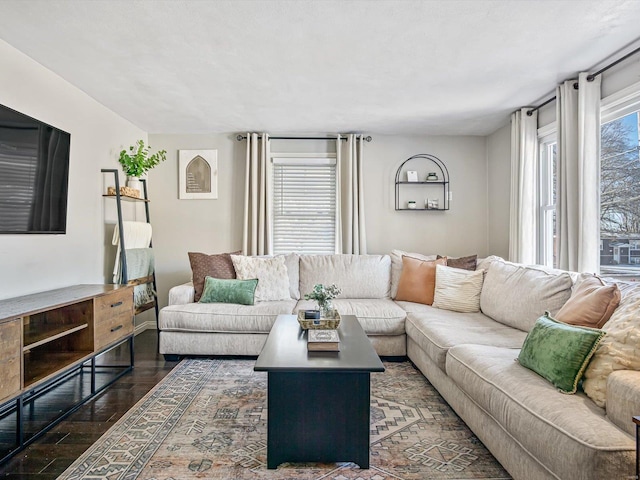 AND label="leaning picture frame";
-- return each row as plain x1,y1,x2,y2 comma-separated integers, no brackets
178,149,218,199
406,170,419,182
